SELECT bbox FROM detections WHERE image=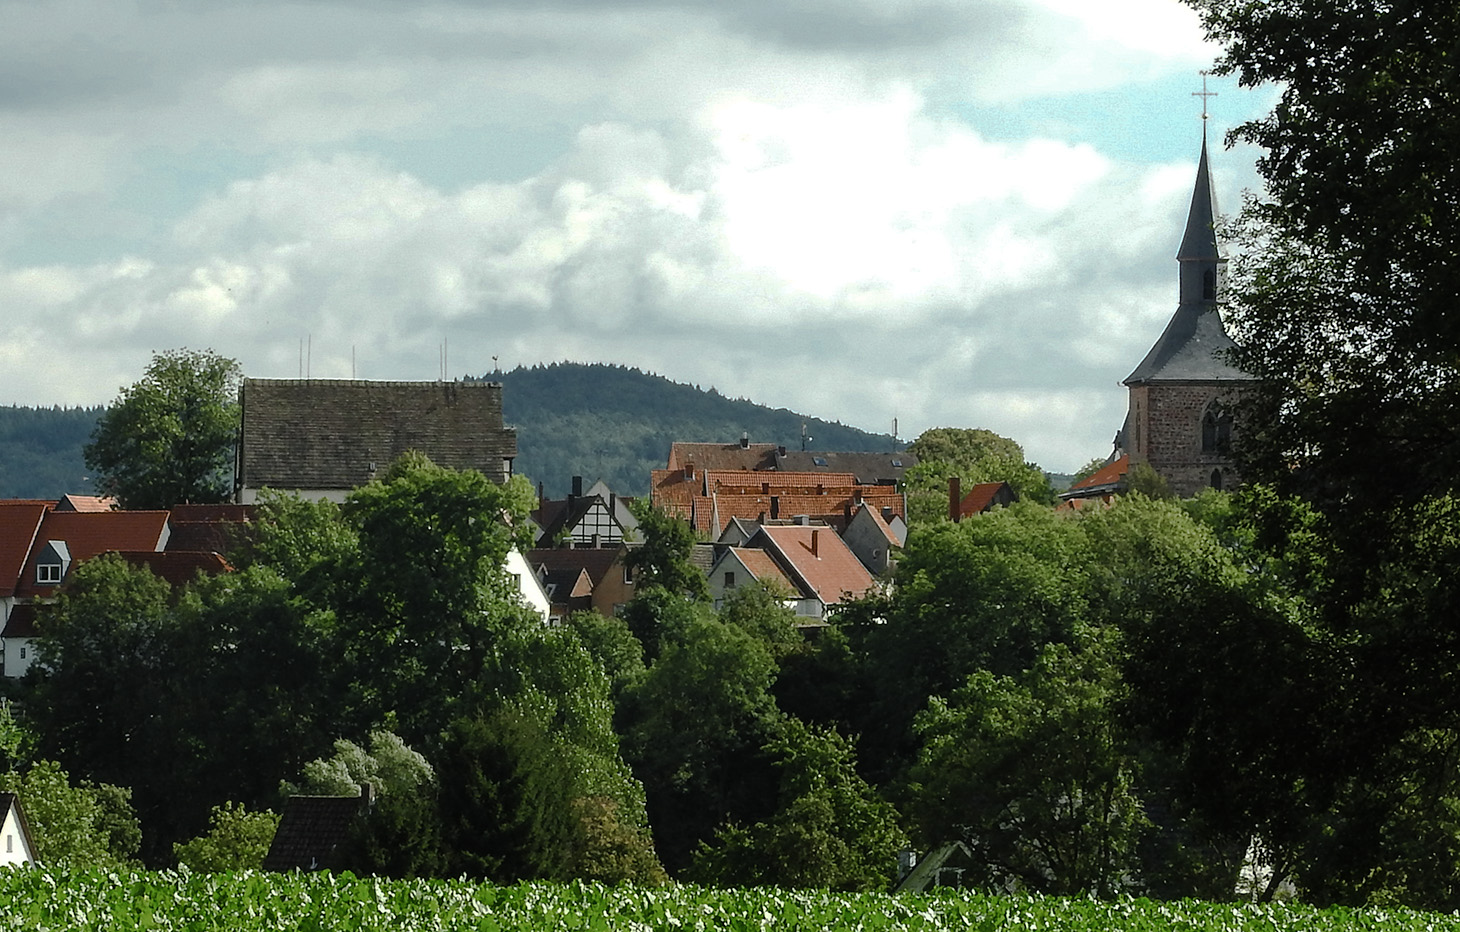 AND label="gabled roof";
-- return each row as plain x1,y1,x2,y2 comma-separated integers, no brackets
1,604,38,640
721,547,800,597
667,441,778,473
15,510,170,598
116,551,233,588
1123,305,1248,384
165,504,256,554
956,481,1016,519
239,379,517,492
263,793,370,872
0,792,39,864
527,546,629,589
55,494,116,513
852,503,903,548
751,525,878,607
1061,454,1130,502
771,451,916,484
0,502,50,598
